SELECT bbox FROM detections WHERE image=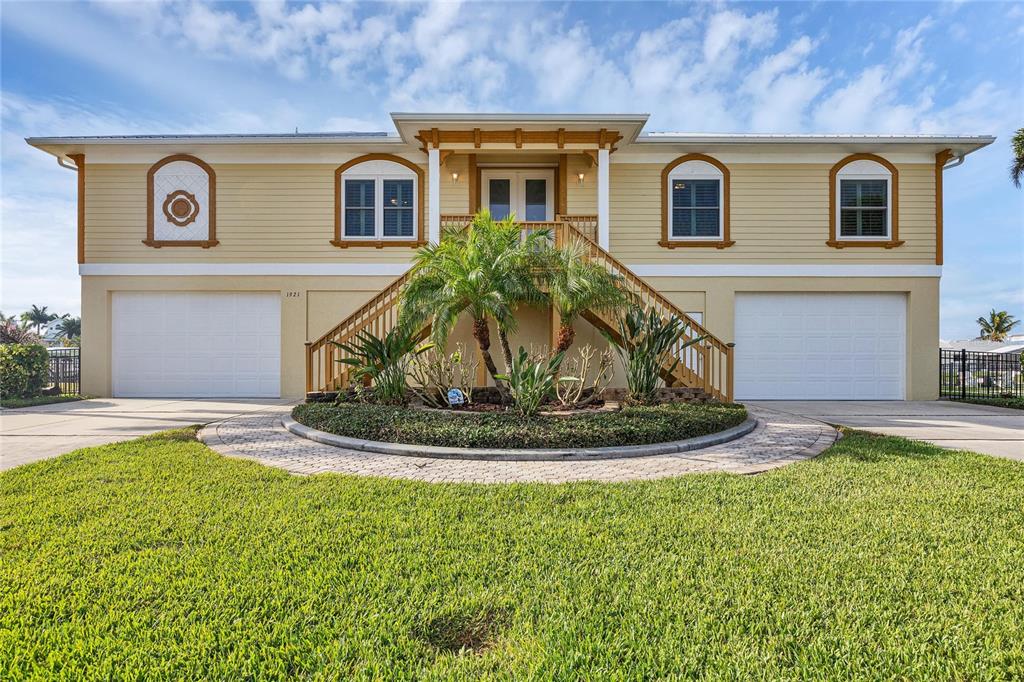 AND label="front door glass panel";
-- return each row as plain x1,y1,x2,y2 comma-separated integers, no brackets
524,179,547,221
488,179,511,220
